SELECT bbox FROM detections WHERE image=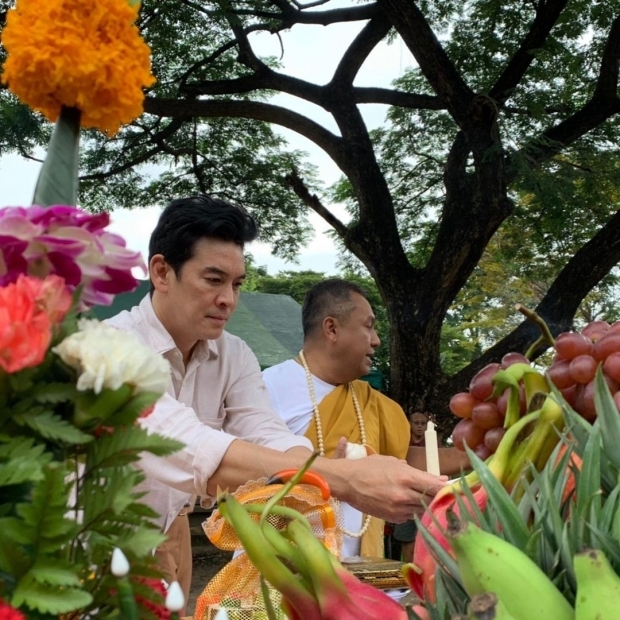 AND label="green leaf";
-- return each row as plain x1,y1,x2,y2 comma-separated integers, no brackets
465,446,530,550
594,368,620,470
87,425,182,472
12,579,93,615
119,526,166,557
15,463,79,553
29,559,82,587
0,437,51,485
31,382,78,404
17,410,93,445
105,391,162,427
575,422,602,538
32,105,80,207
